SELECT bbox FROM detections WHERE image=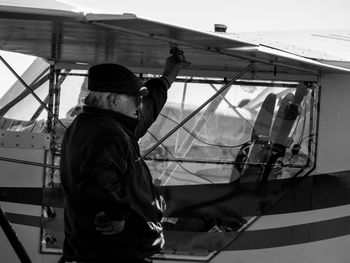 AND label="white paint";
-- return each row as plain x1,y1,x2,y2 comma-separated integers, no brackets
313,74,350,174
211,235,350,263
247,204,350,230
